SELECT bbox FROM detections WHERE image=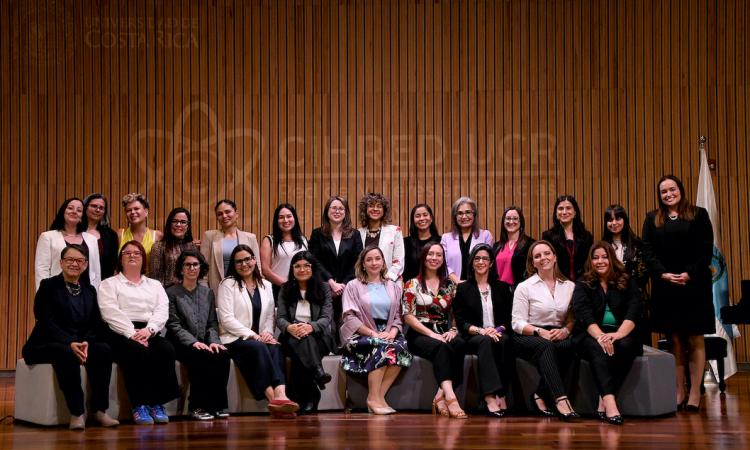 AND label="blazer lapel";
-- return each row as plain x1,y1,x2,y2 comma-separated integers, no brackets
211,233,225,279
